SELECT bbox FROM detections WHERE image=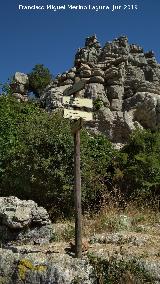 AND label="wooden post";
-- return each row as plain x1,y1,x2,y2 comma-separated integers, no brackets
74,129,82,258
